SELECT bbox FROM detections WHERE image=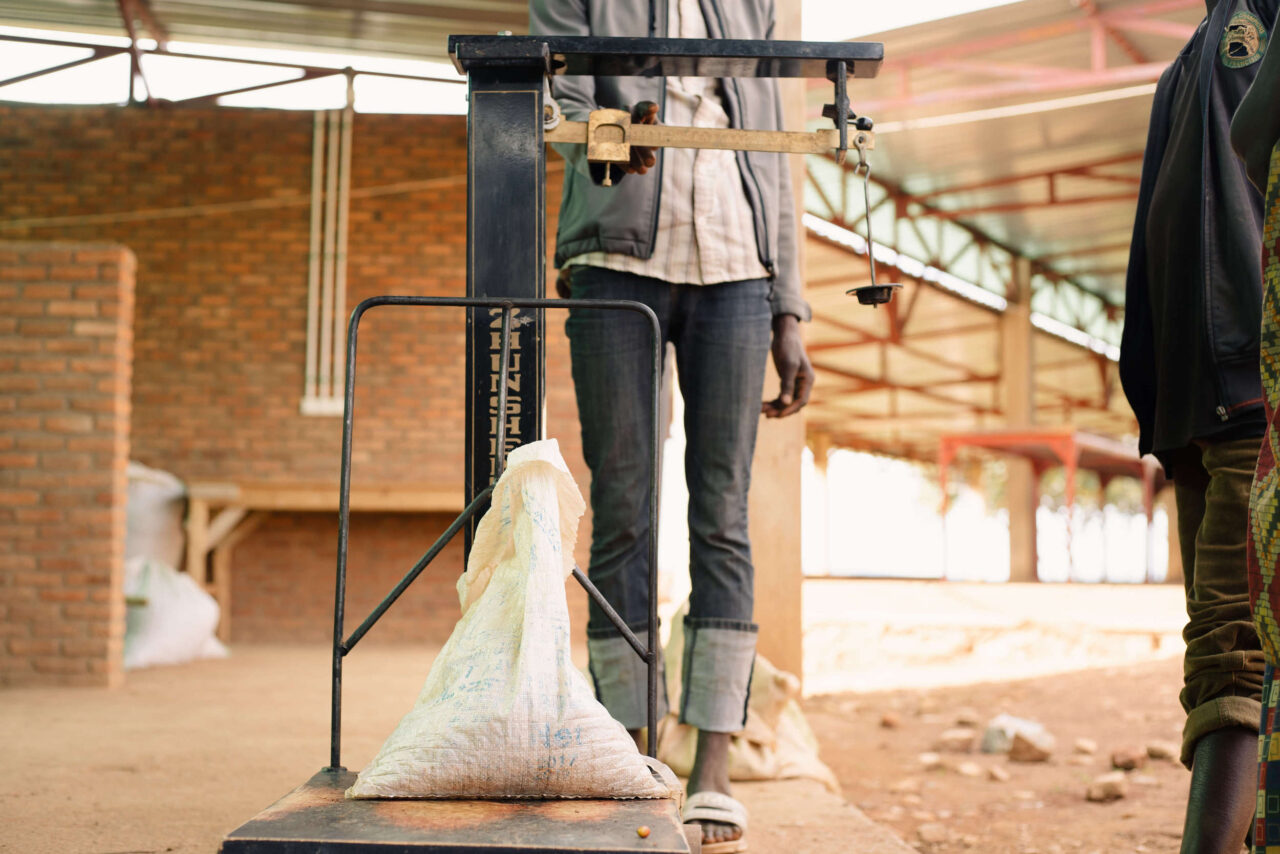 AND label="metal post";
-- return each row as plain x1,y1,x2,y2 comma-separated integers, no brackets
464,60,547,549
327,296,660,771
